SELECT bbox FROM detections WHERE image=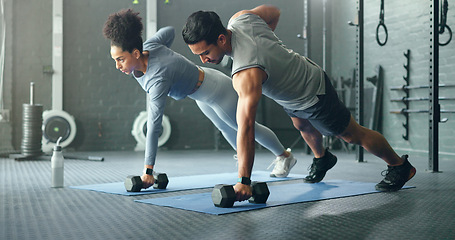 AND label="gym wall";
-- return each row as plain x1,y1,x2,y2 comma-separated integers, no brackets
1,0,454,160
330,0,455,159
1,0,310,152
